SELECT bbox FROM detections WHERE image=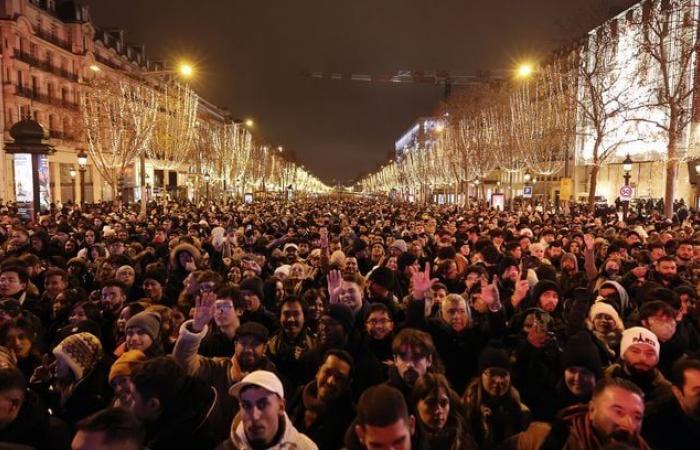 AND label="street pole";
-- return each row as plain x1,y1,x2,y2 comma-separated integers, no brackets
622,154,633,222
